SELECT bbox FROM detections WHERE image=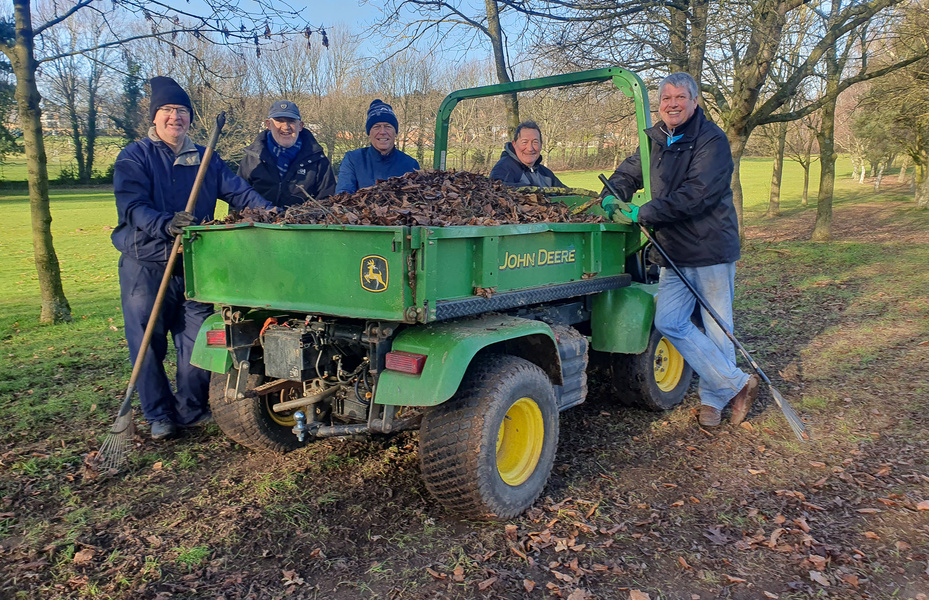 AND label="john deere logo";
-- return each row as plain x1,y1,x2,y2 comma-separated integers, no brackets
361,255,388,292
